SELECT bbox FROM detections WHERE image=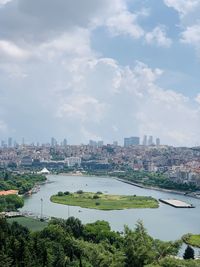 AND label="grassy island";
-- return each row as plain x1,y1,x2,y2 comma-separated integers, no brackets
182,234,200,248
50,191,159,210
